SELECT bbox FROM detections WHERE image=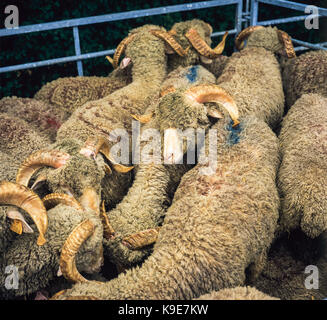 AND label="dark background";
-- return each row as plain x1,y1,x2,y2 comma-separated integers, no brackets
0,0,326,99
